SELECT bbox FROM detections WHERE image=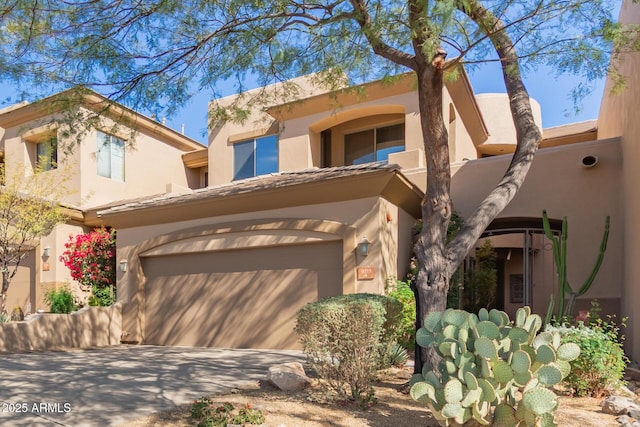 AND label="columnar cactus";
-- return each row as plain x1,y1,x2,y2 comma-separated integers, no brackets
410,307,580,427
542,210,610,322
